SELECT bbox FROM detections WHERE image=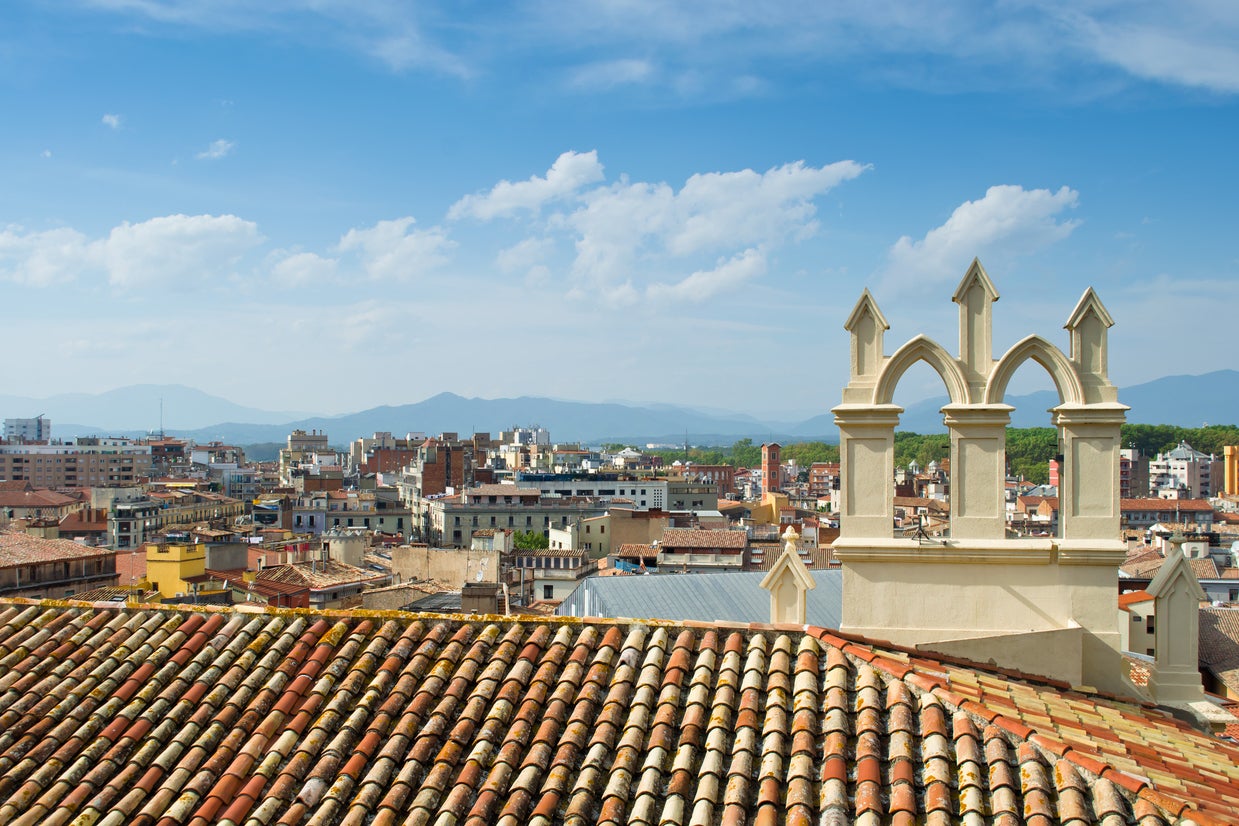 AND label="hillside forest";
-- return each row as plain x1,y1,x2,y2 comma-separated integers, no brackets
685,425,1239,487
